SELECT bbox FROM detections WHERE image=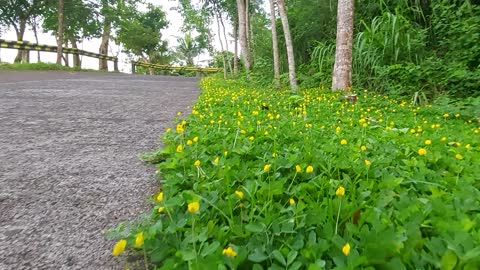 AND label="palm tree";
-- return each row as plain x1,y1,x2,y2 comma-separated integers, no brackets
175,33,201,66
